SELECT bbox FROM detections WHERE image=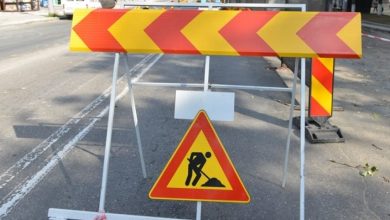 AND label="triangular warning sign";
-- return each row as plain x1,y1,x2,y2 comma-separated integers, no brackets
149,110,250,203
